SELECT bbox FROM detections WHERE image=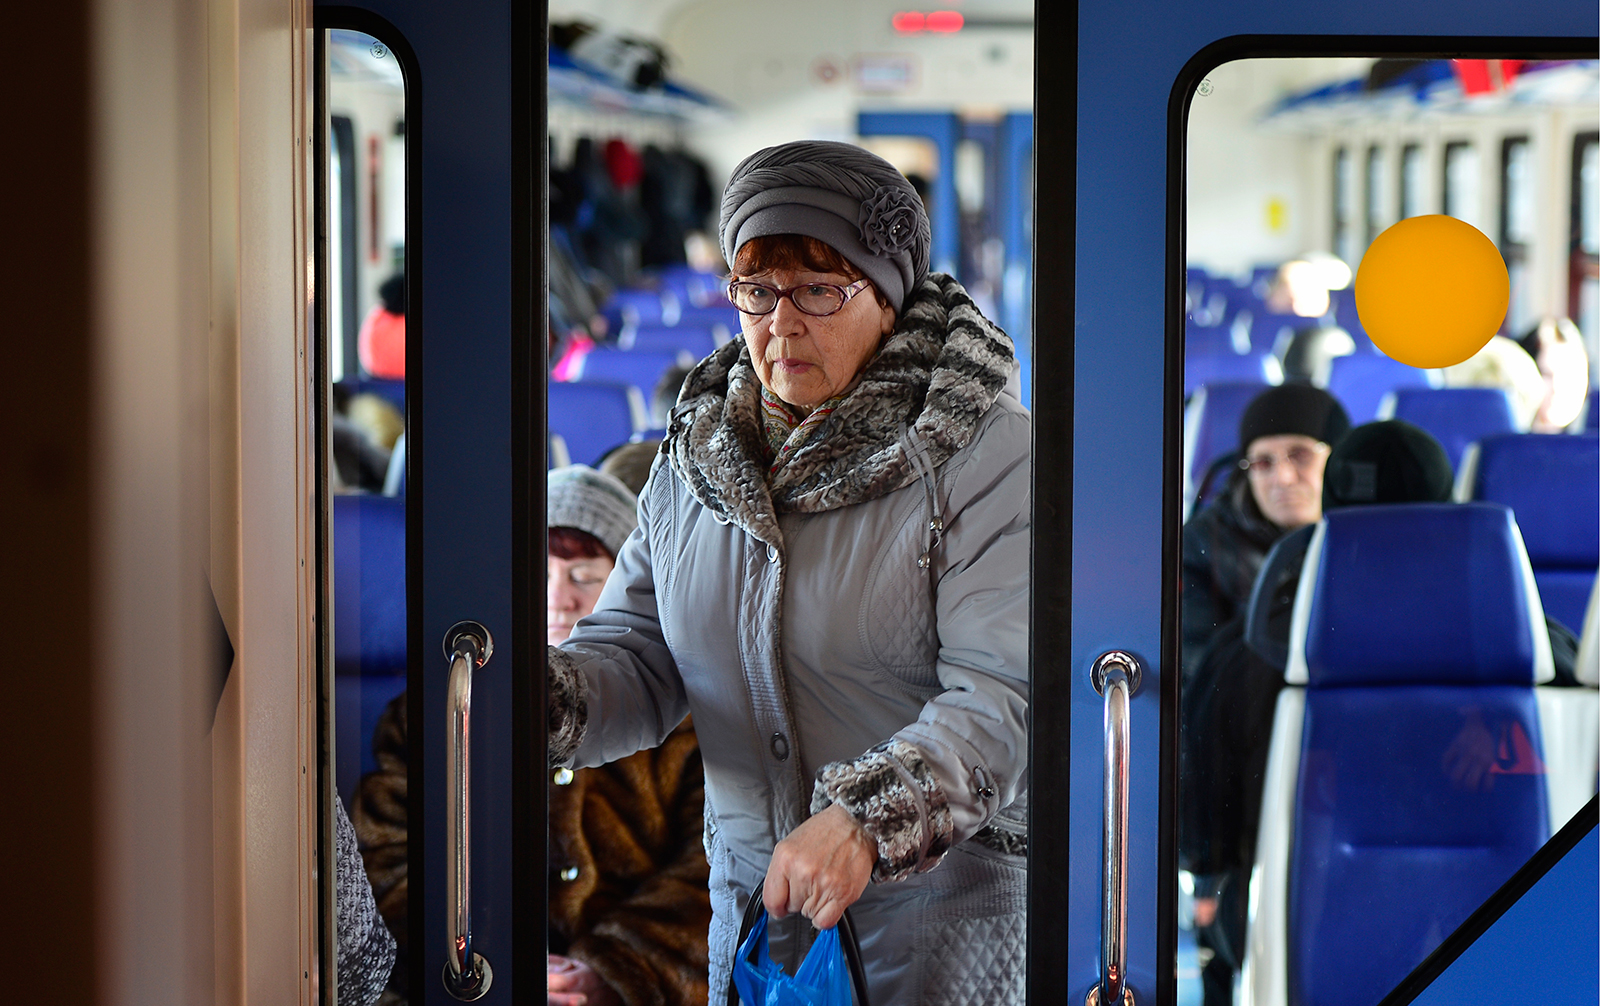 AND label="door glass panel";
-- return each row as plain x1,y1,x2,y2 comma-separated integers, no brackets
322,26,409,1005
1182,56,1599,1006
546,5,1035,1003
